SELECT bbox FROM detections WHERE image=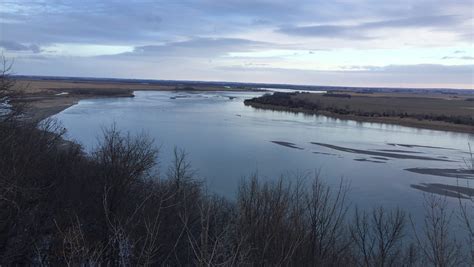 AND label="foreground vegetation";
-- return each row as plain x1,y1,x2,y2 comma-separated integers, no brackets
1,62,473,266
1,118,473,266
